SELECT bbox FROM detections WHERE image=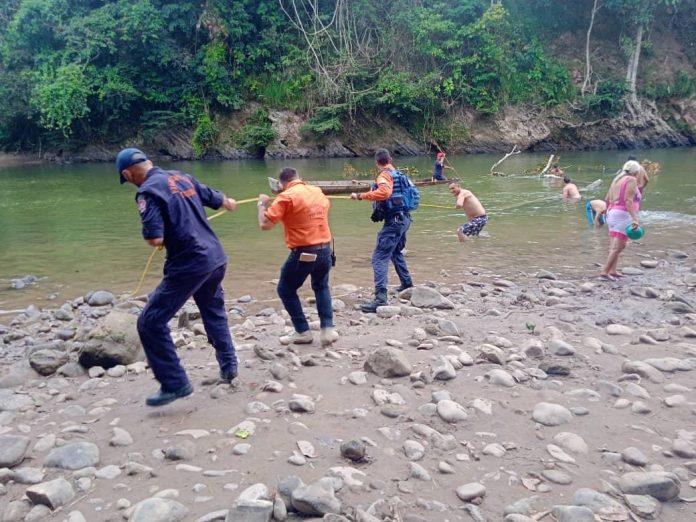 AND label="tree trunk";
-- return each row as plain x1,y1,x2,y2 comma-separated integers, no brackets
582,0,600,96
626,23,643,107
